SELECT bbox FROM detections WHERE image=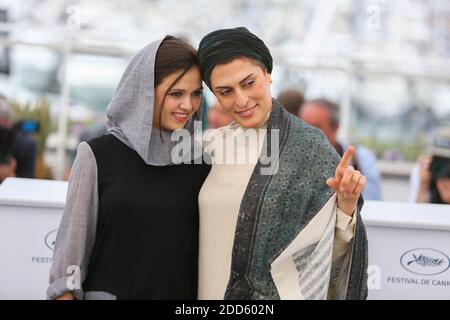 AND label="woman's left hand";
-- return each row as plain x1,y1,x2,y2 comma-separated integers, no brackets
326,146,367,216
